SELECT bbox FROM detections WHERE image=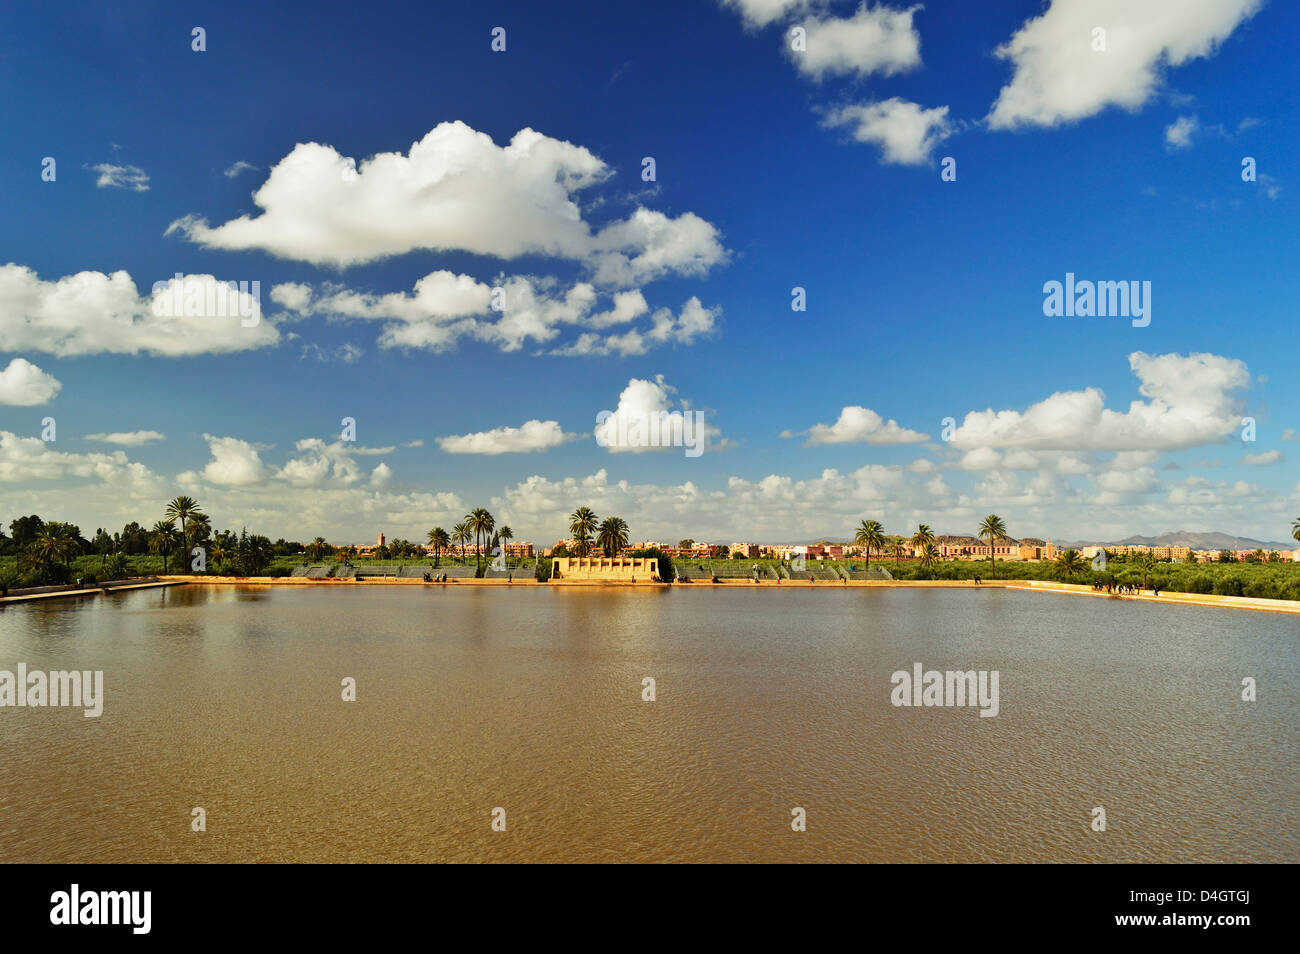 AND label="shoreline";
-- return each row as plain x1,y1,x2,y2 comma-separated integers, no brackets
4,574,1295,616
0,580,184,606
